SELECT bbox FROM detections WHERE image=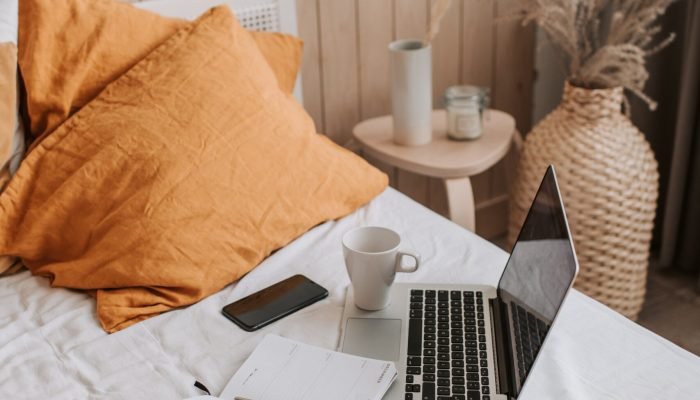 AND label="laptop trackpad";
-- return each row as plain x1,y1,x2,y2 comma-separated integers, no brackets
342,318,402,361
